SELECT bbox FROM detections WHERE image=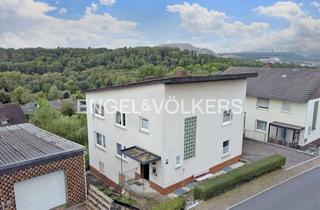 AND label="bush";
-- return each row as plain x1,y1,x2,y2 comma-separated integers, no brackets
194,155,286,200
151,197,186,210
